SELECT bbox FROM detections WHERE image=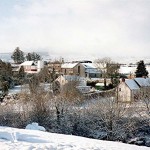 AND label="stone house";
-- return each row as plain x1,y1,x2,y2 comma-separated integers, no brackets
48,62,62,74
117,78,150,102
61,61,102,78
61,62,79,75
